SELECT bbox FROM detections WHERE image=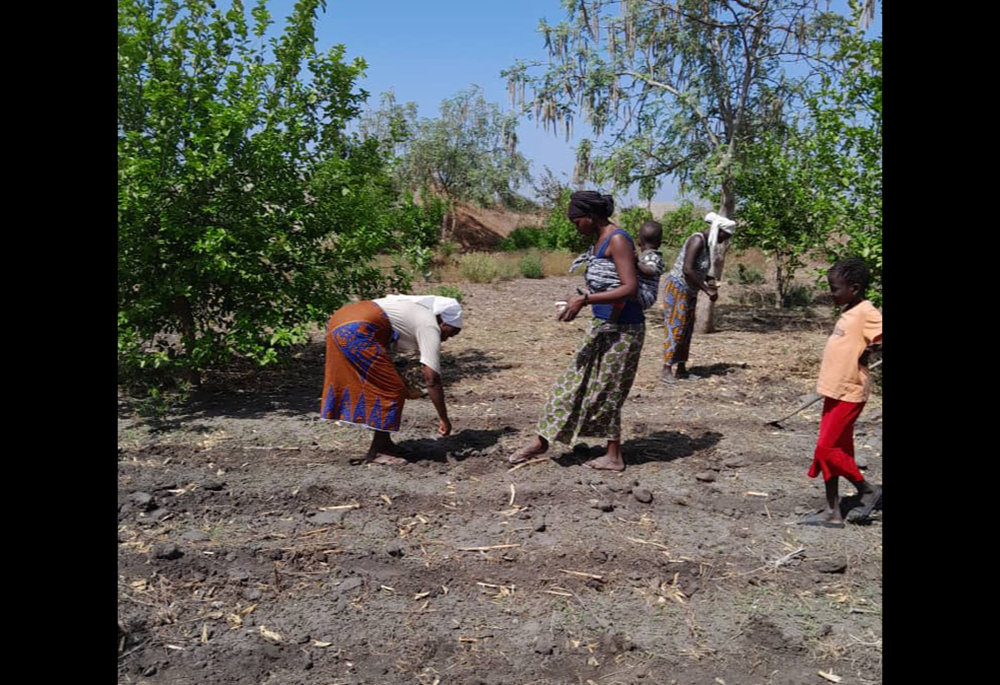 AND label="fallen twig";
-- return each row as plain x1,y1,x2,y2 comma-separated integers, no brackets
117,640,147,661
458,544,521,552
626,537,670,551
771,547,806,568
507,458,548,473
